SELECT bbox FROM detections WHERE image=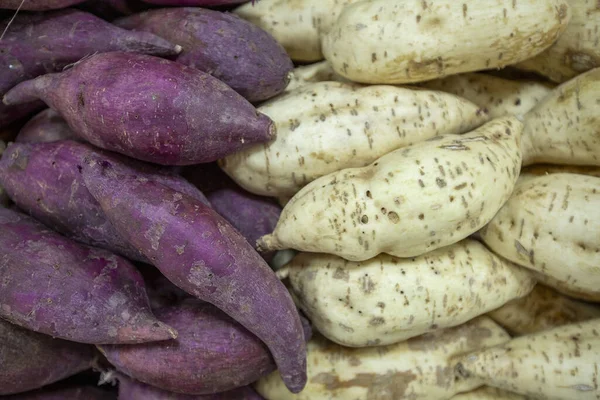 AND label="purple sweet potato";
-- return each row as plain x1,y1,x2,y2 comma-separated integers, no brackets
0,207,177,344
0,140,209,262
3,384,116,399
117,374,263,400
182,163,281,261
0,0,86,10
0,9,180,128
141,0,248,6
99,299,275,394
3,52,276,165
115,8,292,102
0,318,93,395
16,109,79,143
79,0,150,20
81,156,307,393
